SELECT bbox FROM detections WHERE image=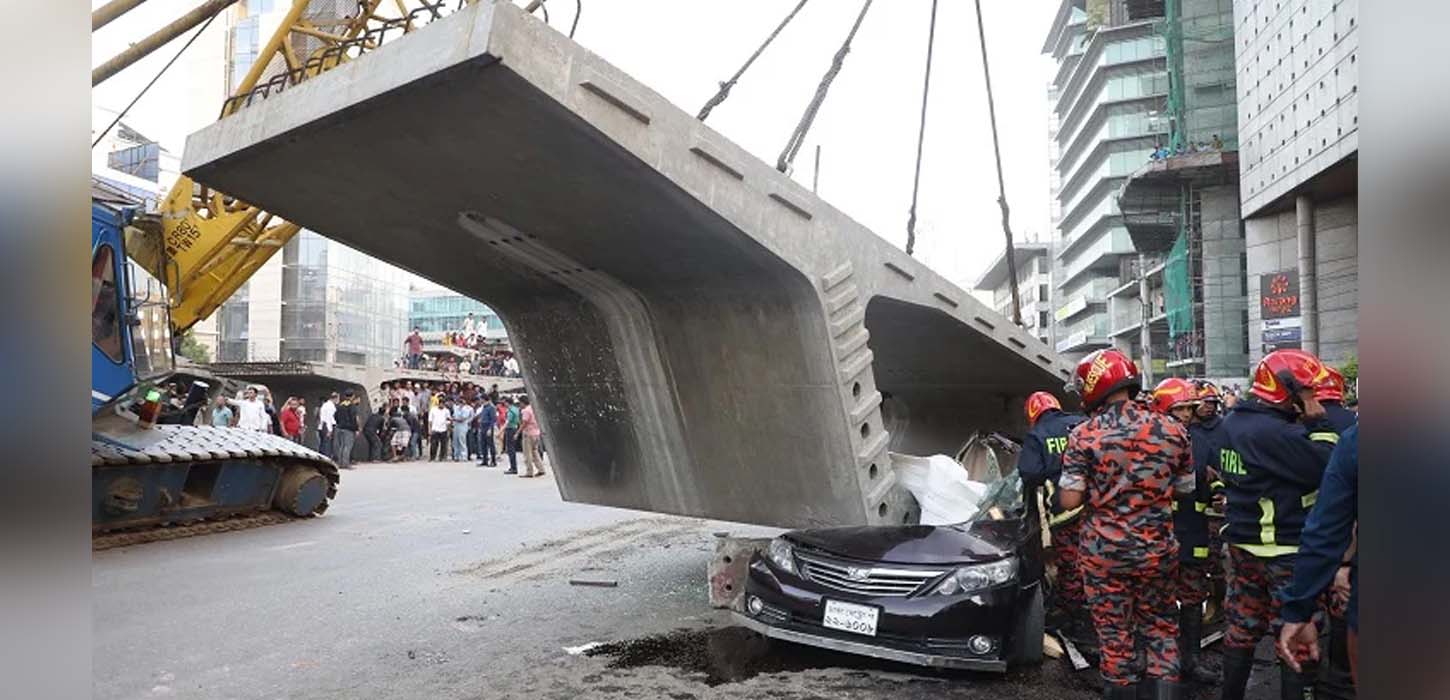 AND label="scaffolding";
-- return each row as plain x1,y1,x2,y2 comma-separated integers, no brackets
1114,0,1245,380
